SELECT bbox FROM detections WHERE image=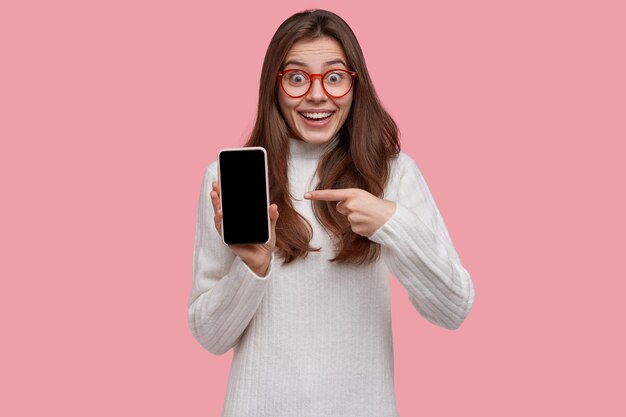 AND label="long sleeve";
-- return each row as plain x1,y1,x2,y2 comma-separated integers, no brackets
187,162,274,355
369,153,475,329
